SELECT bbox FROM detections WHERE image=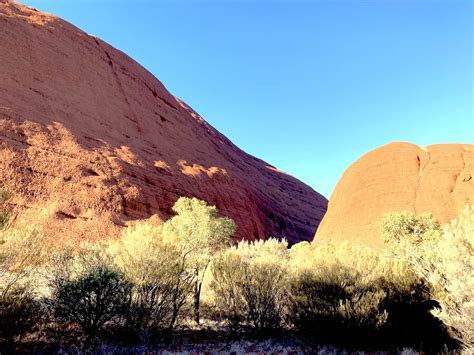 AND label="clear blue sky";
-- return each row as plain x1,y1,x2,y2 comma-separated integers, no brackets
24,0,473,198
